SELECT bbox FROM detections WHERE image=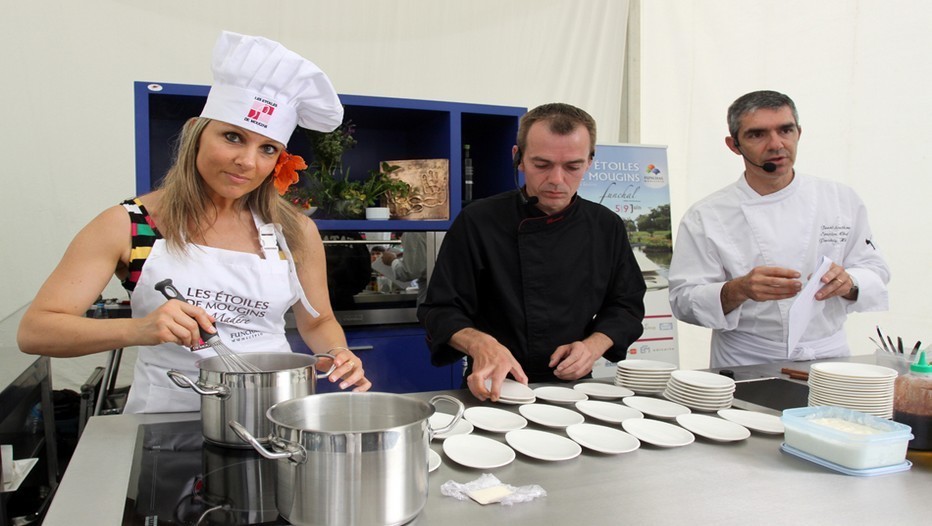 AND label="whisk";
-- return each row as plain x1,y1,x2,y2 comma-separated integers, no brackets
155,278,263,373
